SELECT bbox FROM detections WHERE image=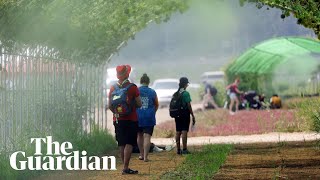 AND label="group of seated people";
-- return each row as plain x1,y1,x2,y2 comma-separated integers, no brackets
240,92,282,110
